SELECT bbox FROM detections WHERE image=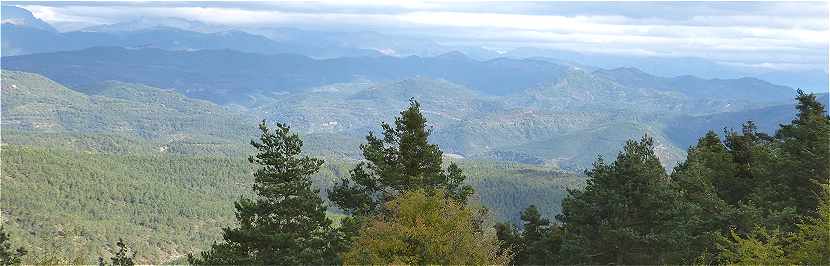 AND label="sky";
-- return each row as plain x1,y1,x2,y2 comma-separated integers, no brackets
7,1,830,72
